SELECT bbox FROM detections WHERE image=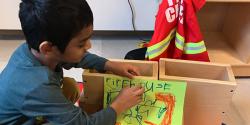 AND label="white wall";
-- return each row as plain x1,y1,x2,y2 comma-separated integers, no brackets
0,0,21,30
87,0,158,30
0,0,159,30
